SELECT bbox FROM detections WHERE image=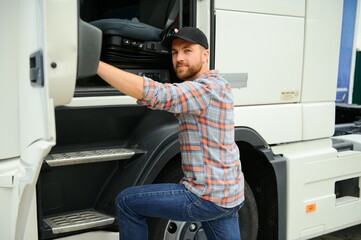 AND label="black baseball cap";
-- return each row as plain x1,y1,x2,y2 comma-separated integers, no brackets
162,27,209,50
